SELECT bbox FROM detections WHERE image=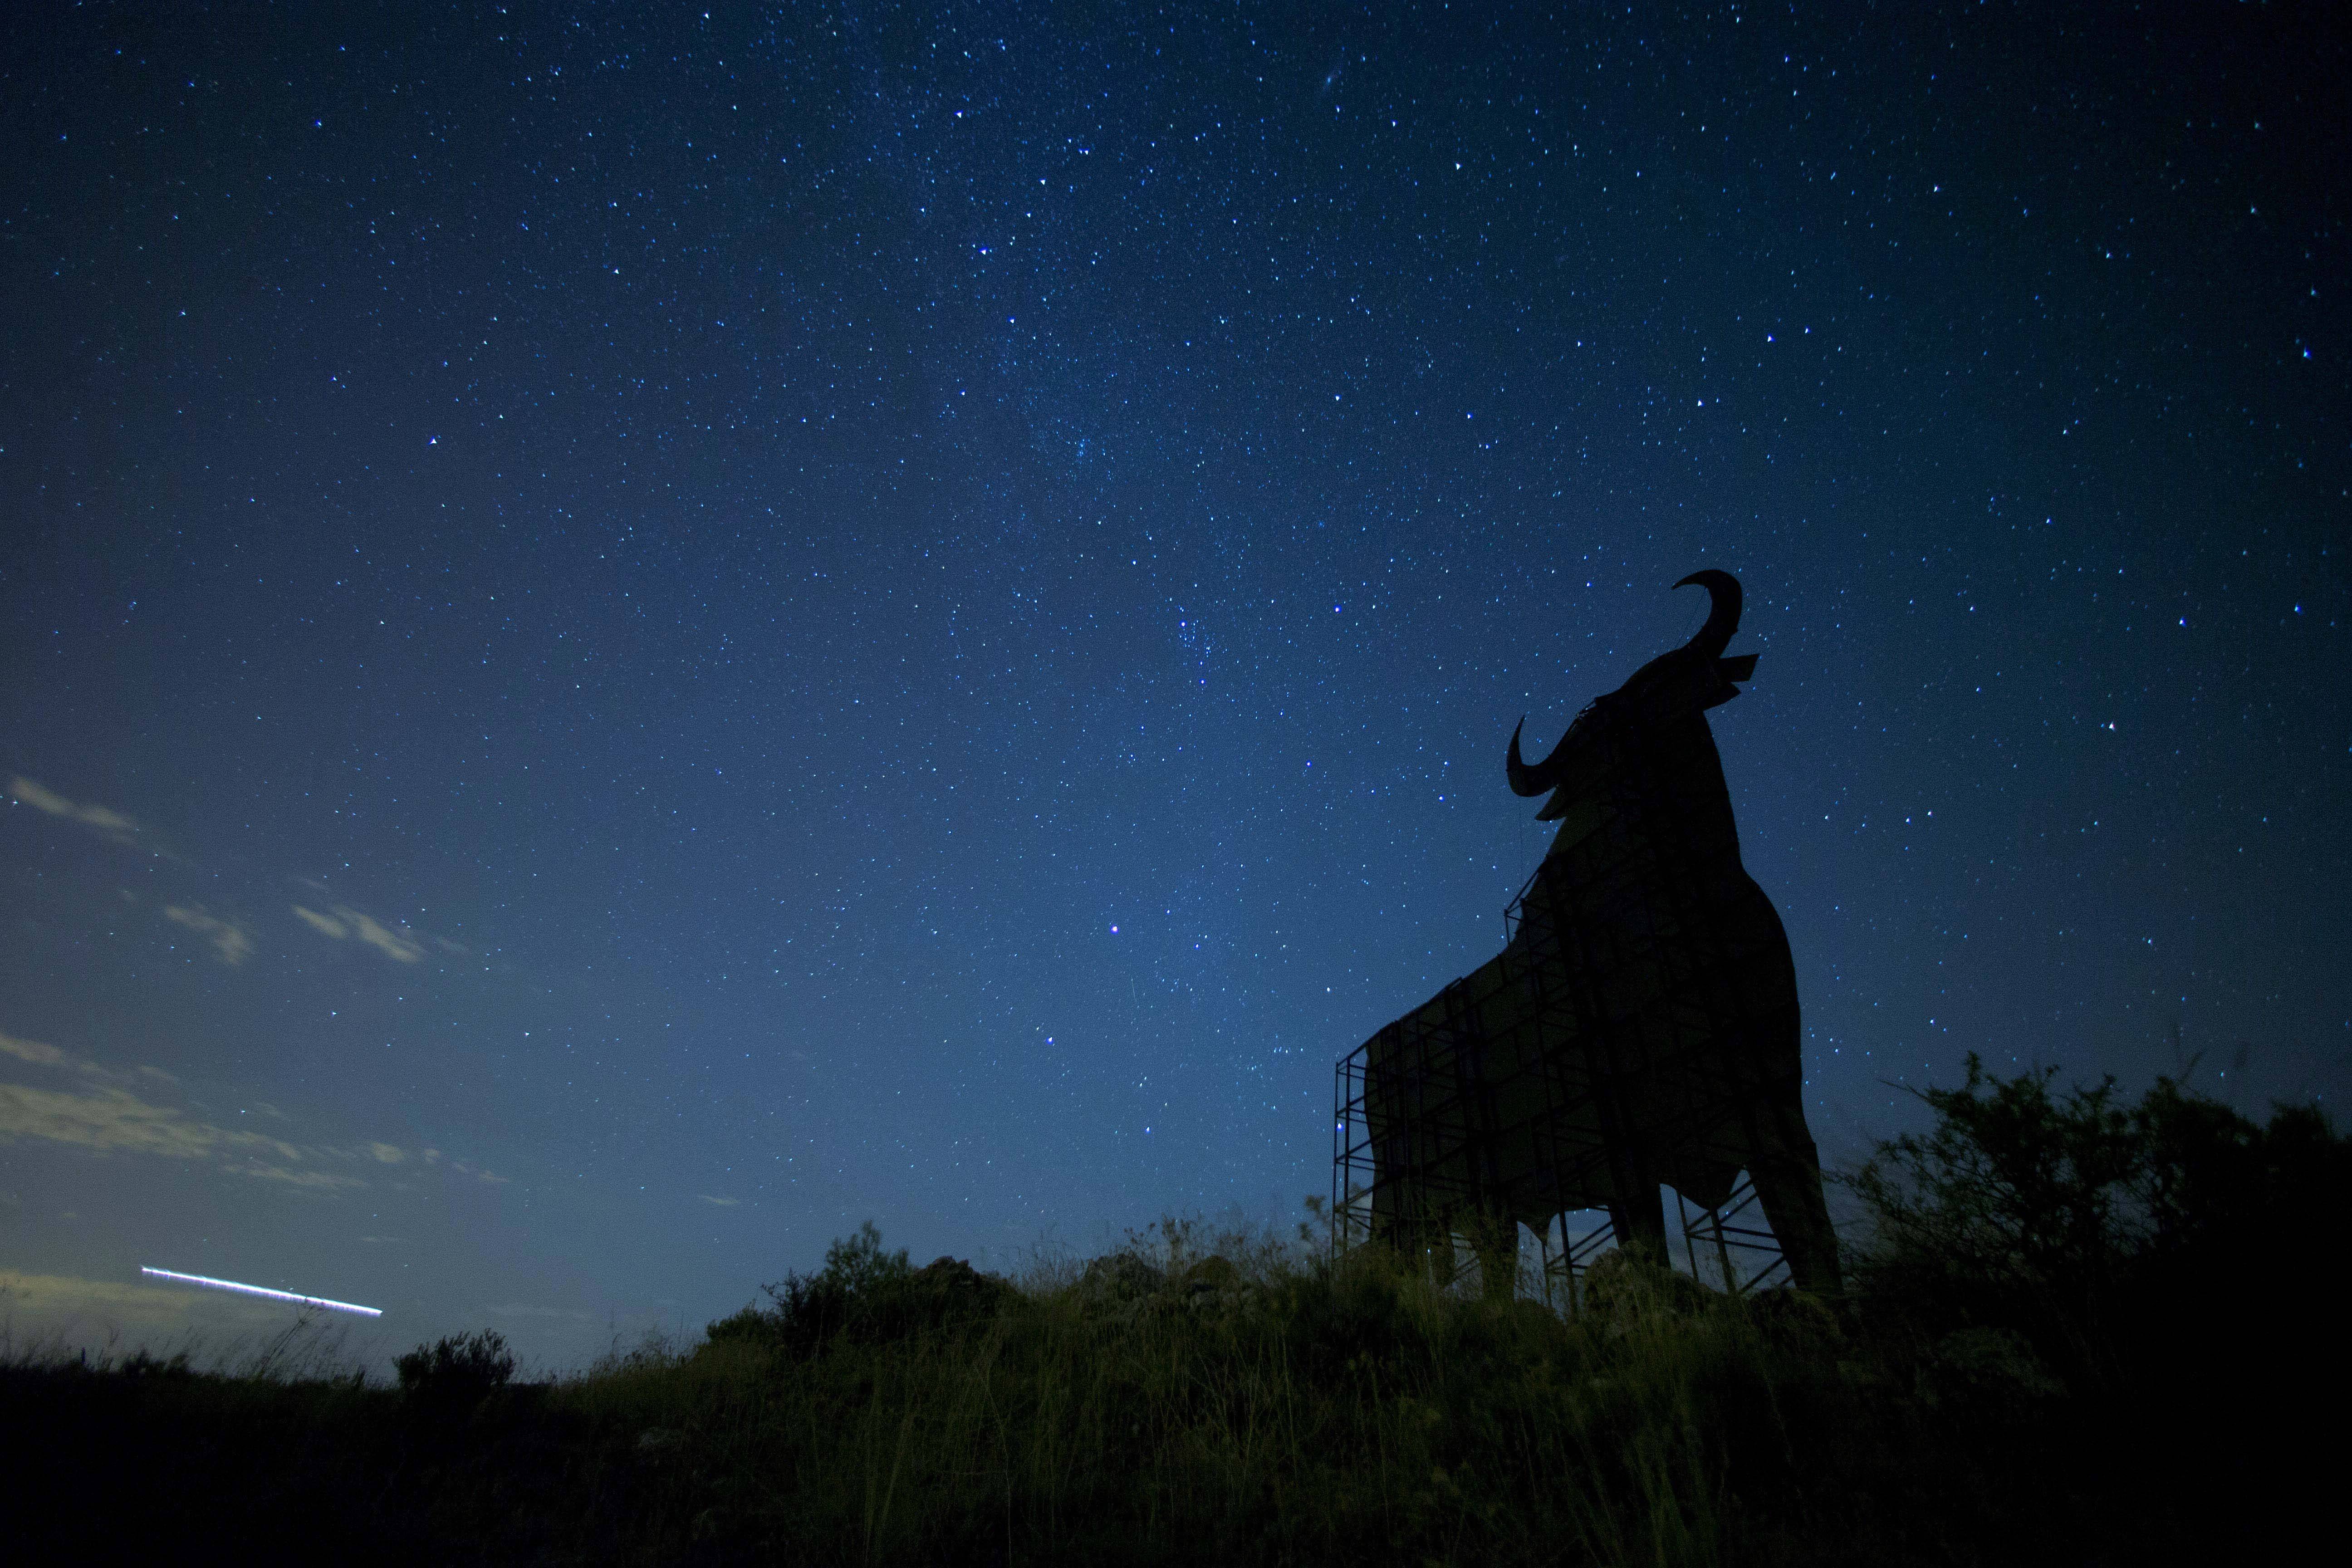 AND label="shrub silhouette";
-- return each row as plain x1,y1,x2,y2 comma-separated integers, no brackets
1847,1053,2349,1387
394,1329,516,1402
704,1220,1015,1357
1839,1055,2351,1557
